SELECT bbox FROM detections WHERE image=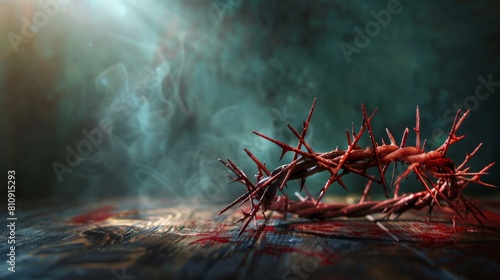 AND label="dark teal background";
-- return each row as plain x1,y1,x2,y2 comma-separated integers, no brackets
0,0,498,203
